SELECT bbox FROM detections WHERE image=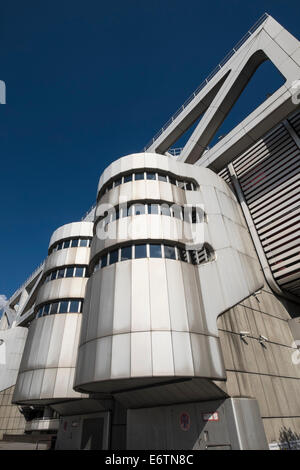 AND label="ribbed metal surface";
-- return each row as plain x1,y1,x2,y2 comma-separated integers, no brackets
219,109,300,297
